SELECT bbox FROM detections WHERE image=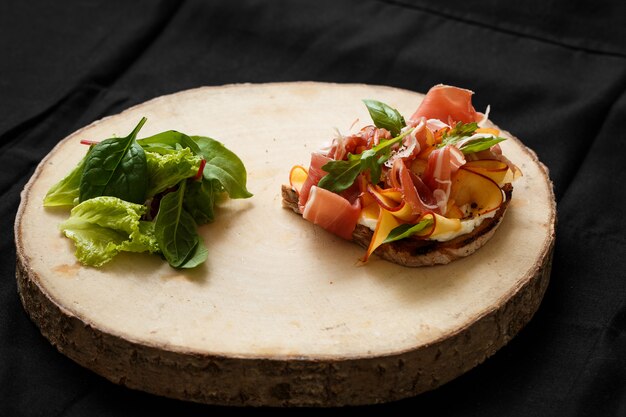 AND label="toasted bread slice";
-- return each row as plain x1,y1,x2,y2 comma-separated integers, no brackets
282,183,512,266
